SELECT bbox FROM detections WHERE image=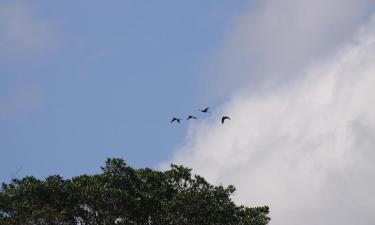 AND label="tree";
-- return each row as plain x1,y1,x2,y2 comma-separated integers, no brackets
0,158,270,225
